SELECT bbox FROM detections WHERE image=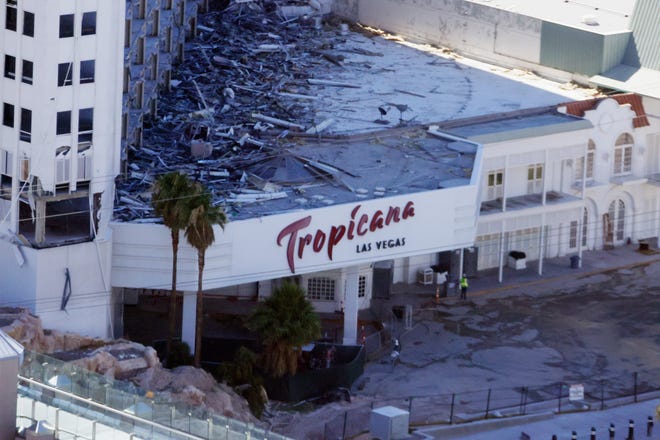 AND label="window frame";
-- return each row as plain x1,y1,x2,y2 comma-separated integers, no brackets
6,5,17,31
20,108,31,143
78,108,94,142
59,14,74,38
21,59,33,85
486,169,504,200
358,275,366,298
56,110,72,135
80,60,95,84
613,134,633,176
569,220,578,249
23,10,34,37
3,103,15,127
4,54,16,79
306,277,336,301
527,163,543,194
58,62,73,87
81,11,96,35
